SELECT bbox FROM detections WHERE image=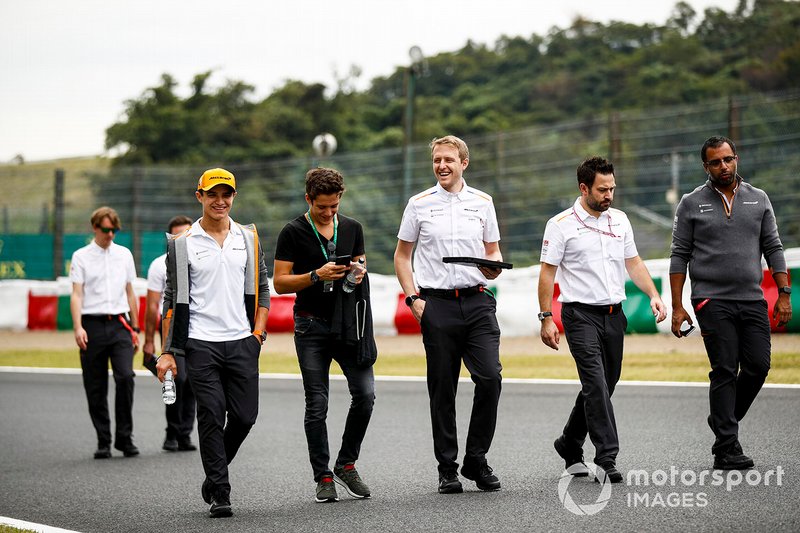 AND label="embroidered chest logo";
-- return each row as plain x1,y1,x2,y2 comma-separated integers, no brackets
699,203,713,213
